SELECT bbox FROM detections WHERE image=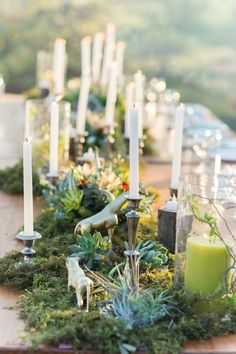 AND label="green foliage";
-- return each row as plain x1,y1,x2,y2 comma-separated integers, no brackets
0,160,41,195
69,231,115,269
187,193,220,240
